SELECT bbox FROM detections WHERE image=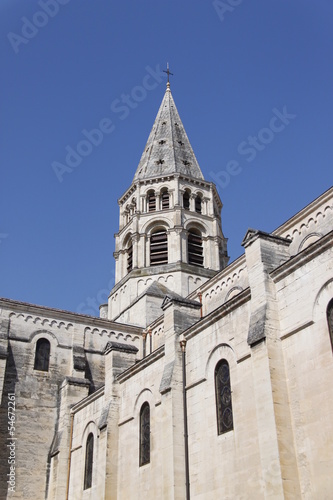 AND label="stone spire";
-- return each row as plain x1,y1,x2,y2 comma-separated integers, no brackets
133,82,204,181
